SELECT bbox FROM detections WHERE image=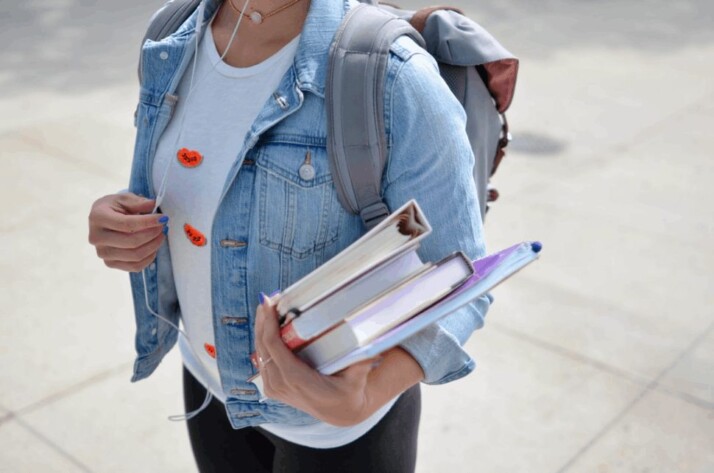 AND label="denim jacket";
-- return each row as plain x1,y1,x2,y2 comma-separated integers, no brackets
128,0,490,429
